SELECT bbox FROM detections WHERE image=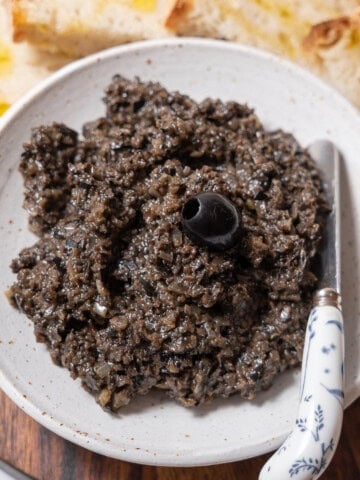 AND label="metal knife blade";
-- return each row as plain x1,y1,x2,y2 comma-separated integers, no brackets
0,460,35,480
308,140,341,293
